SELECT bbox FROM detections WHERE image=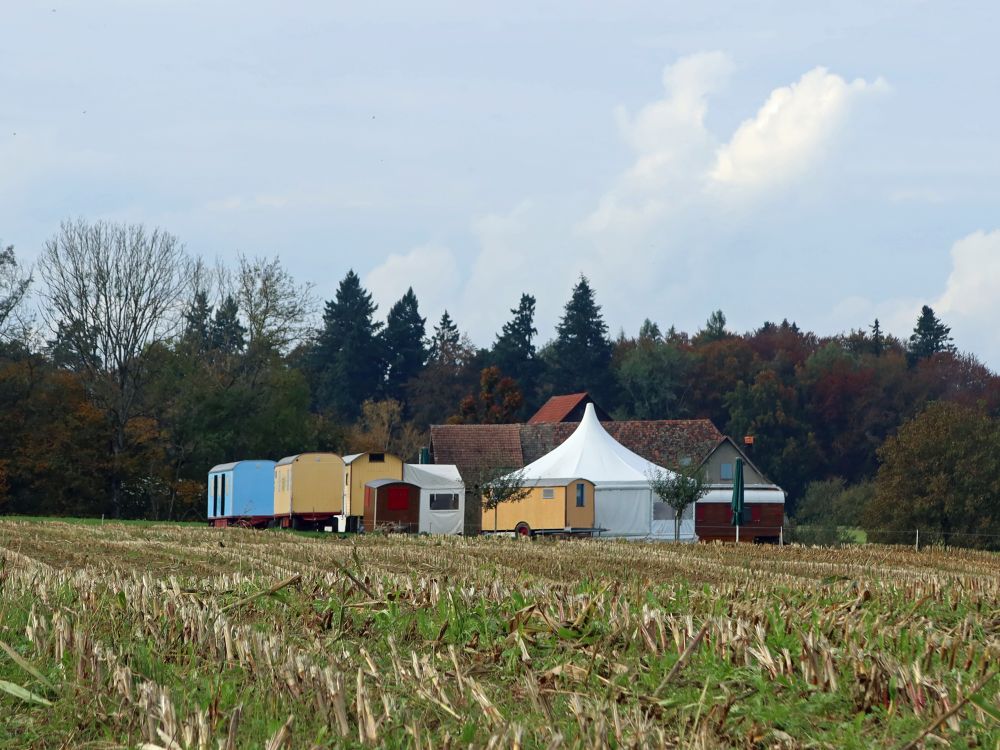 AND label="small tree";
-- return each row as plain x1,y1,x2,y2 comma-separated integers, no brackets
647,464,709,541
464,457,532,534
